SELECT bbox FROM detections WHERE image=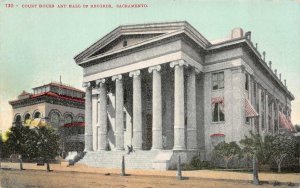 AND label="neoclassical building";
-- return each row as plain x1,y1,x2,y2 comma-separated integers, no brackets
74,21,295,169
9,82,86,153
